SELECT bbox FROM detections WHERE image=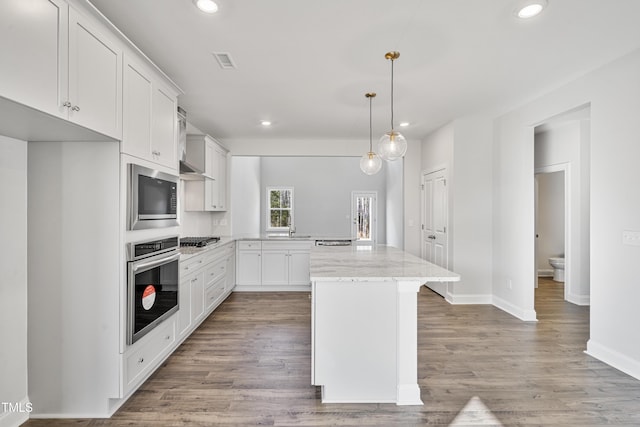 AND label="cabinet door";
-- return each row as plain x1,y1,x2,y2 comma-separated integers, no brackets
225,253,236,292
261,250,289,286
216,148,228,210
151,84,178,169
190,271,205,323
178,273,193,338
68,7,122,139
237,251,261,286
289,250,311,285
0,0,68,119
122,56,152,160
